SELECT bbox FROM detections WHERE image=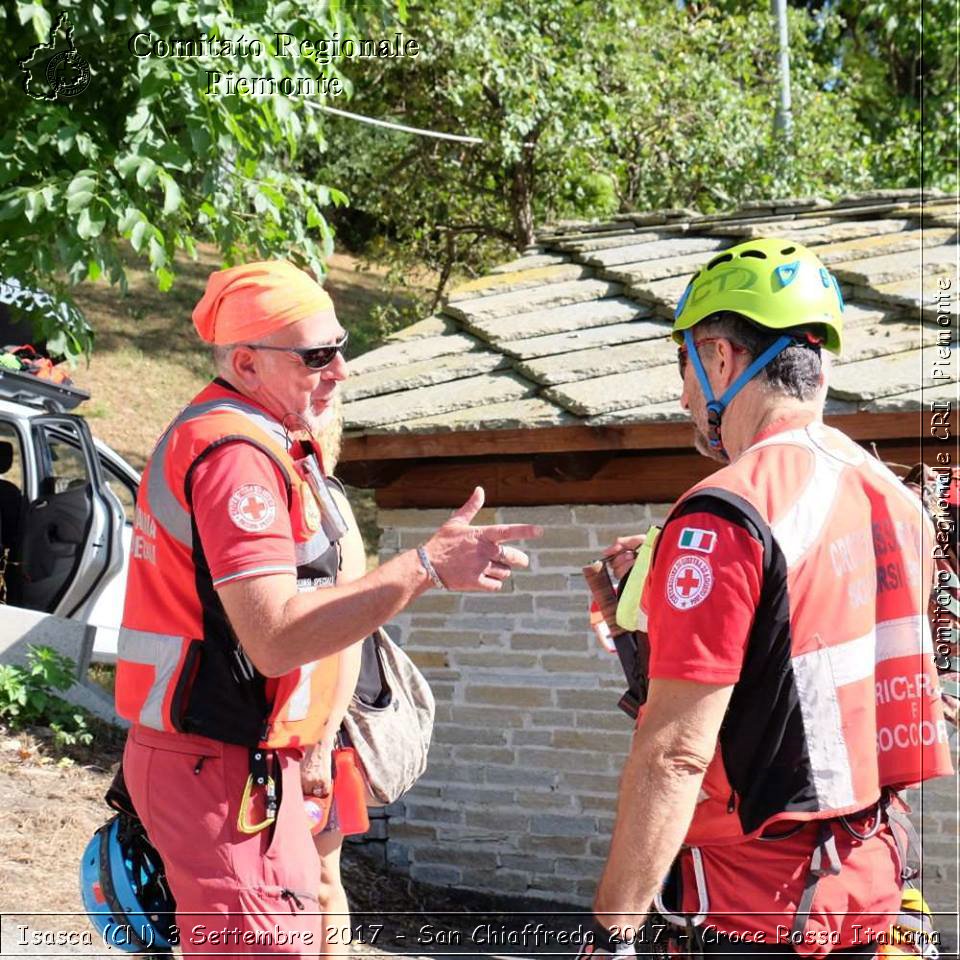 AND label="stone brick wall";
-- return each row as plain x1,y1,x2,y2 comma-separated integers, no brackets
375,503,959,941
908,759,959,955
376,503,654,902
